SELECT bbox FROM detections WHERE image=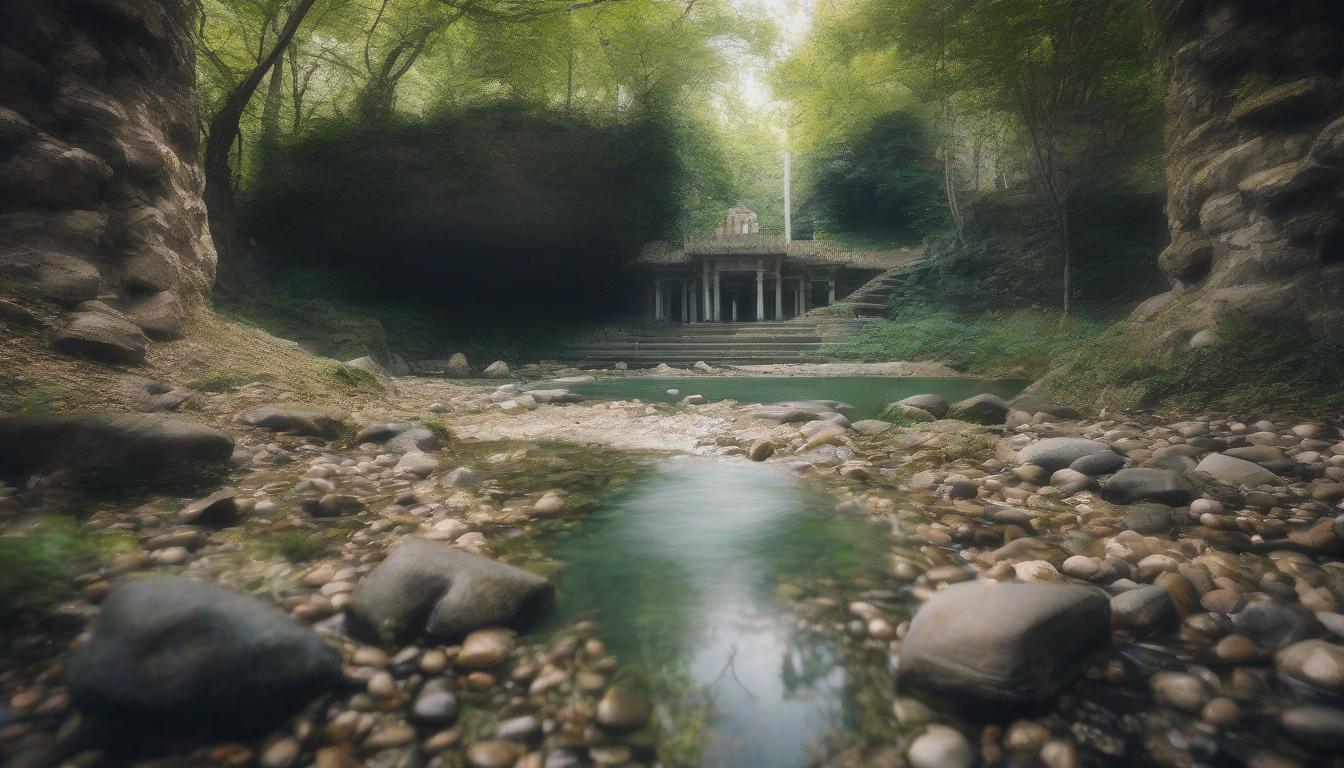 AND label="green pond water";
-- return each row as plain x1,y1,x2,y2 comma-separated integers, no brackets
567,375,1026,421
530,458,900,767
